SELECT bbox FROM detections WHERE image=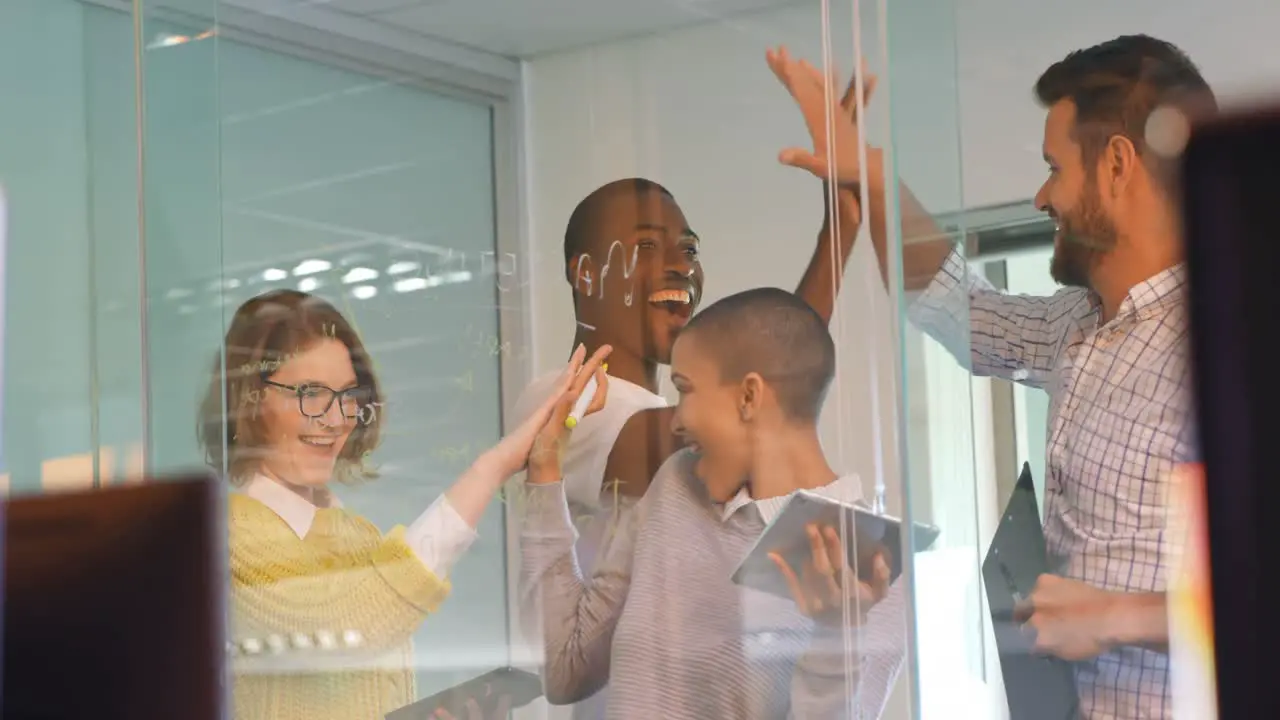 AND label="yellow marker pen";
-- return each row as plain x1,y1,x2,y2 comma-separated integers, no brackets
565,363,606,428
